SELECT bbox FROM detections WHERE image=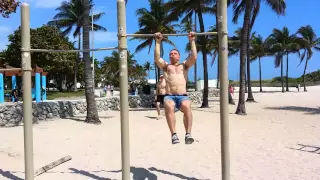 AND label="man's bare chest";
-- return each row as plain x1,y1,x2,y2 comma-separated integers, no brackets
166,64,185,74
